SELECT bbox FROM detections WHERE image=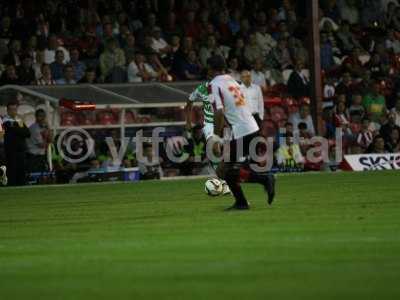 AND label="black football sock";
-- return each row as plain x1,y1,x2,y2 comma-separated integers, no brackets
224,165,249,207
